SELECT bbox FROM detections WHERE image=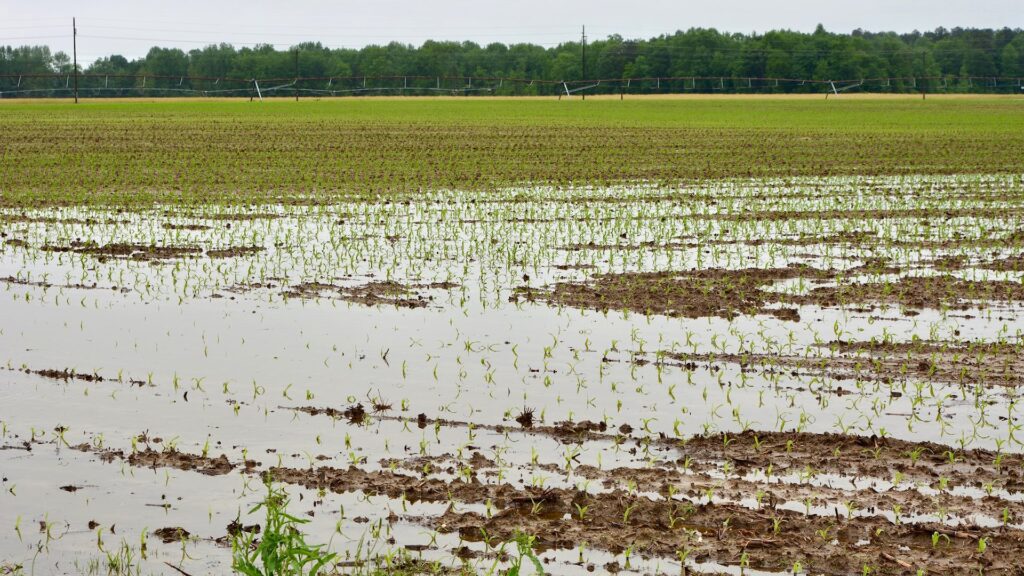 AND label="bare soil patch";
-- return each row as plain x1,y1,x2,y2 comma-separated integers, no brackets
667,339,1024,390
42,241,202,262
985,254,1024,272
205,246,264,258
40,241,266,261
510,265,828,321
785,275,1024,310
284,280,459,308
